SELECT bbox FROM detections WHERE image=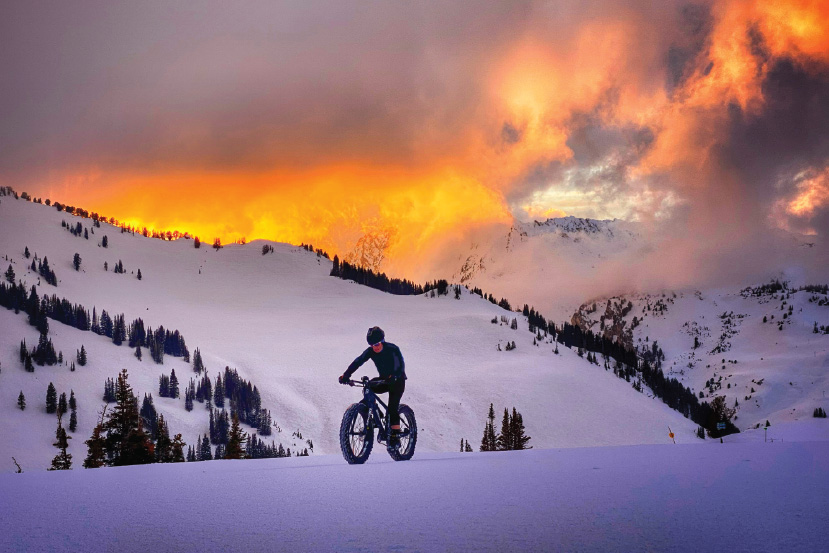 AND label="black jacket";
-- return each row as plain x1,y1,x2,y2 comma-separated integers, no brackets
344,342,406,381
